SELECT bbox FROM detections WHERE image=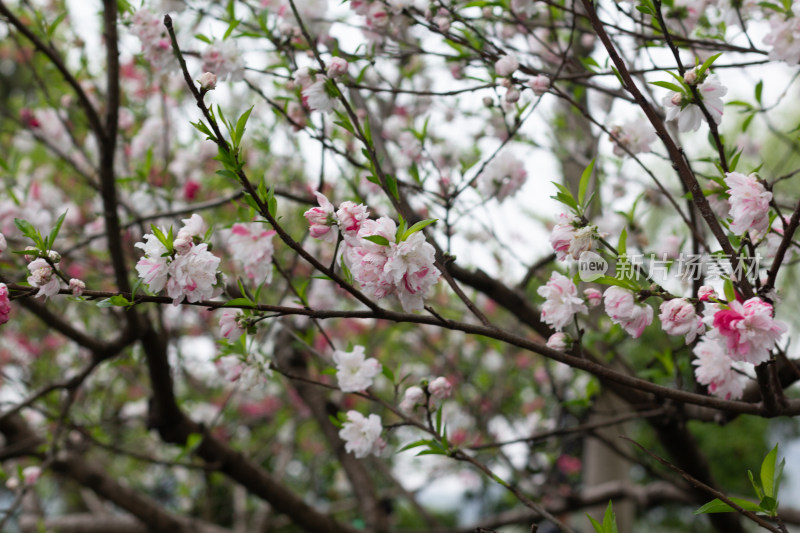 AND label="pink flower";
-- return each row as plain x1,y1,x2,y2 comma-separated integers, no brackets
494,55,519,76
583,288,602,307
27,258,60,299
603,286,652,338
202,40,244,81
327,57,349,78
711,297,786,365
198,72,217,91
659,298,703,344
400,386,425,412
167,243,221,304
546,332,568,351
228,223,277,283
477,152,527,202
698,285,717,301
333,345,382,392
549,214,597,261
529,74,550,96
339,411,384,458
385,232,440,312
336,201,369,239
537,272,588,331
725,172,772,236
0,232,6,254
428,377,452,399
0,283,10,325
22,466,41,486
219,309,245,340
692,332,744,400
69,278,85,297
135,232,170,292
304,192,337,243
